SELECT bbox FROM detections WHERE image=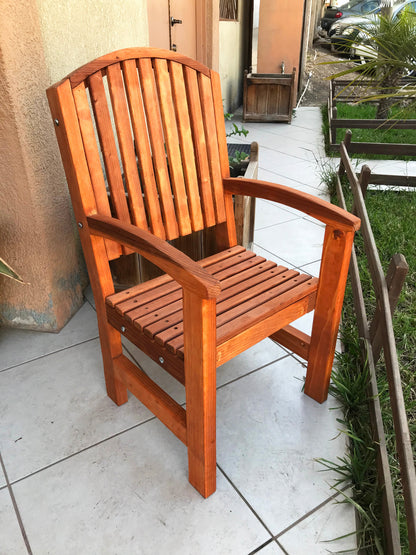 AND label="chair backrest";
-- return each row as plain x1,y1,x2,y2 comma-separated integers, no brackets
47,48,232,260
